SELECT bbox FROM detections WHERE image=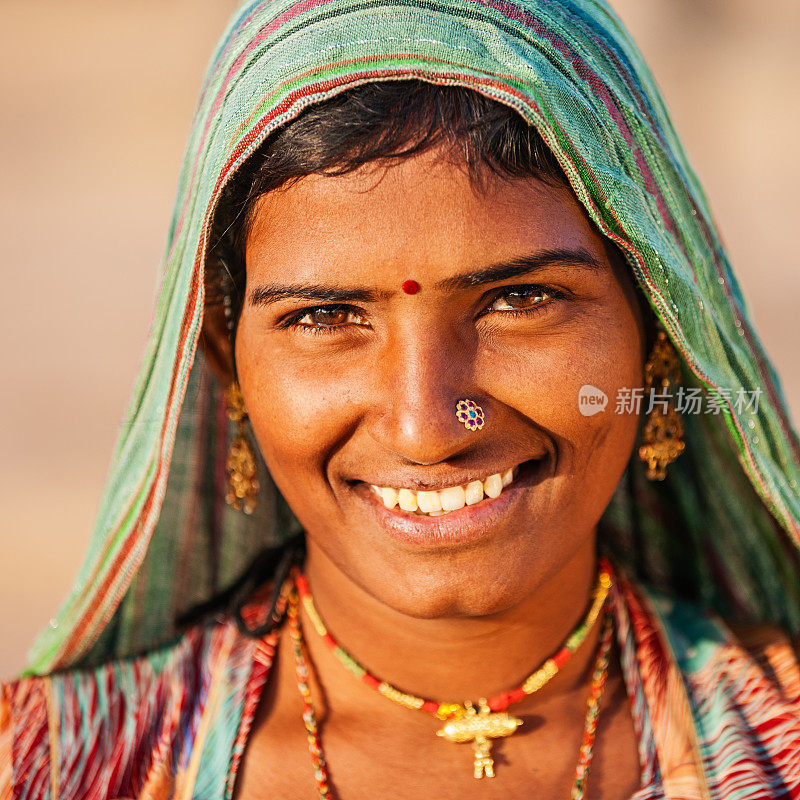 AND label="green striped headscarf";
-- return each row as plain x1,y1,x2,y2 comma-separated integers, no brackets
26,0,800,673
